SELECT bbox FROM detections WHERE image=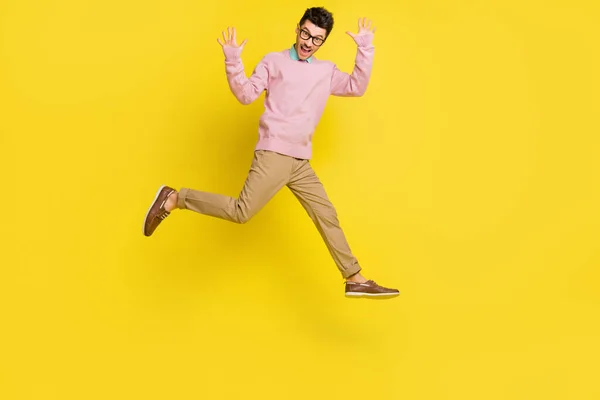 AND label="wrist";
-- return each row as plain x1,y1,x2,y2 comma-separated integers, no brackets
353,34,374,48
223,46,243,60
